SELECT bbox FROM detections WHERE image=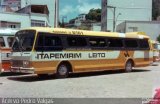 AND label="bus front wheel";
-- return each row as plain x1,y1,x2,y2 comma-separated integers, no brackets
56,64,69,78
125,60,133,72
